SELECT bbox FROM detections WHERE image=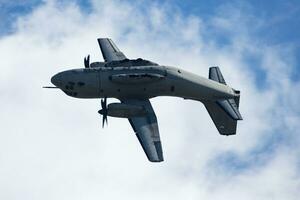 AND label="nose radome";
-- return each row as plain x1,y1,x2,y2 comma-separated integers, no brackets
51,73,62,87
